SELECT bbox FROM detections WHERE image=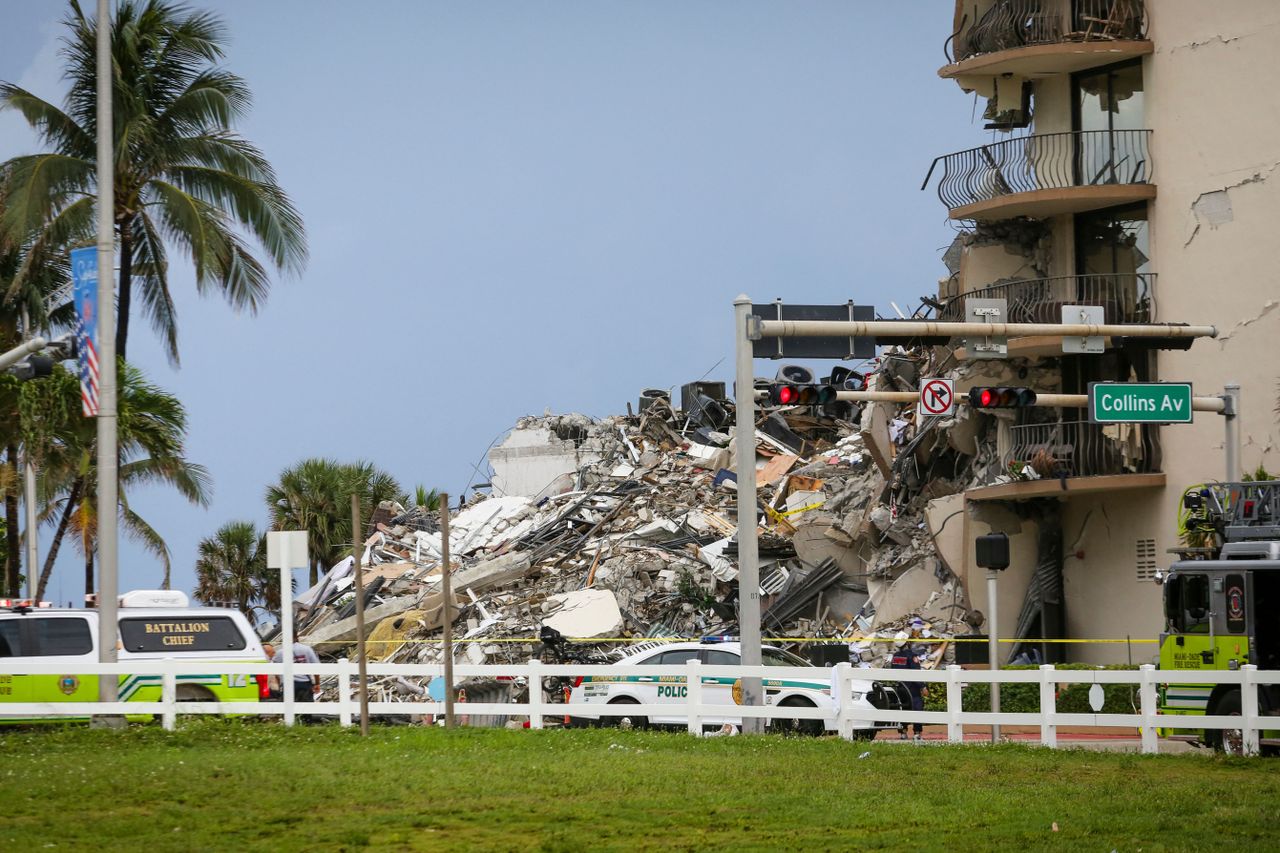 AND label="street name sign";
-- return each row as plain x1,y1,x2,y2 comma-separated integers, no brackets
1089,382,1193,424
